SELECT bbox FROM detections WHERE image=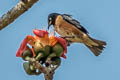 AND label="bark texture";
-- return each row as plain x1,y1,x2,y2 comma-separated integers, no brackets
0,0,38,30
